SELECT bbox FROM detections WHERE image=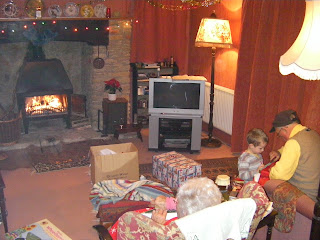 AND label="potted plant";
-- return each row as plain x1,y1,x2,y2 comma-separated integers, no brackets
104,78,122,101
